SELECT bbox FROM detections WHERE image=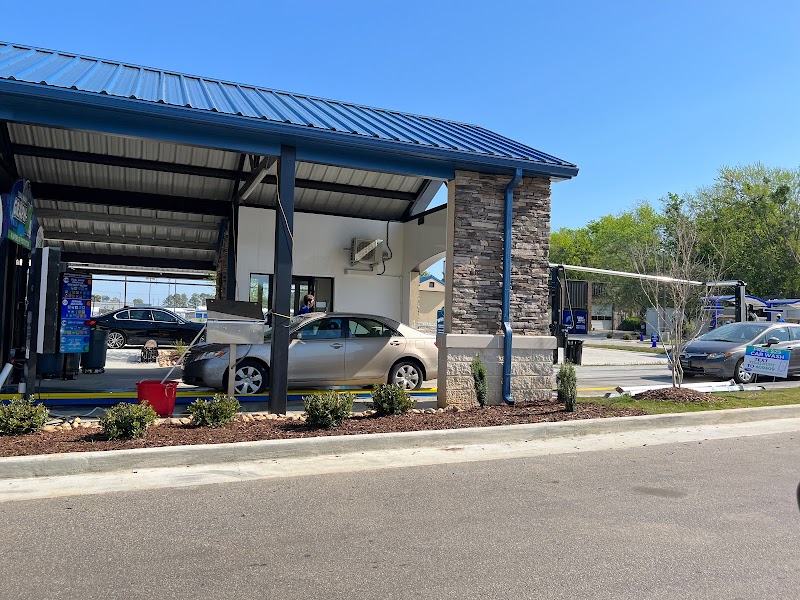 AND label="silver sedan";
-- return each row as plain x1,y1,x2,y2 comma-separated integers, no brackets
182,313,438,394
